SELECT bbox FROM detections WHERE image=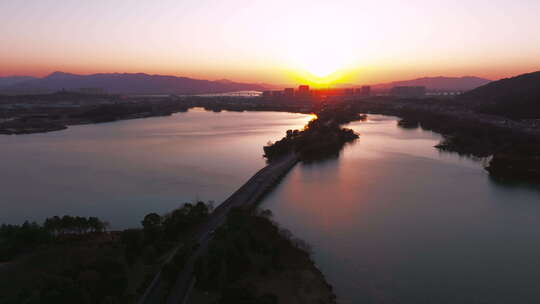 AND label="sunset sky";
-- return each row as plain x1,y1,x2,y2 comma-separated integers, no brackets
1,0,539,85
